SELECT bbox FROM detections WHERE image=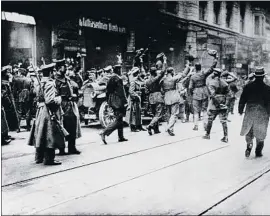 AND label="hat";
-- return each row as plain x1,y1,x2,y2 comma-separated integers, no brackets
213,68,222,74
254,67,266,77
129,67,140,76
39,63,56,72
113,64,122,69
18,68,27,75
104,65,113,72
156,52,165,59
53,59,66,67
29,72,36,76
167,67,174,74
207,49,218,57
1,65,12,73
27,66,35,72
